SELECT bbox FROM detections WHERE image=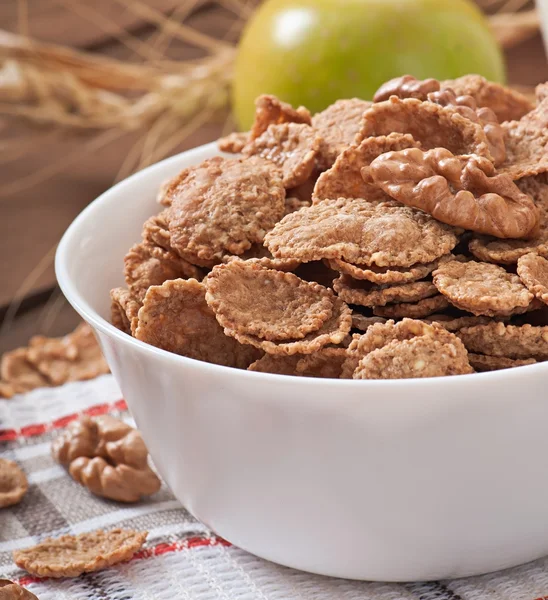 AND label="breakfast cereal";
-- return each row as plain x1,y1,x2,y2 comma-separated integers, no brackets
0,458,28,508
350,314,387,332
458,322,548,359
166,156,285,265
264,198,458,267
333,275,437,307
141,212,172,250
124,242,202,301
423,314,493,332
326,257,443,284
250,94,312,140
311,98,373,168
110,75,548,379
342,318,471,378
433,260,533,316
135,278,260,367
468,353,537,372
205,261,351,355
110,287,141,335
372,295,450,319
353,334,473,379
243,123,322,188
517,252,548,305
205,261,335,341
248,346,346,378
501,94,548,180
